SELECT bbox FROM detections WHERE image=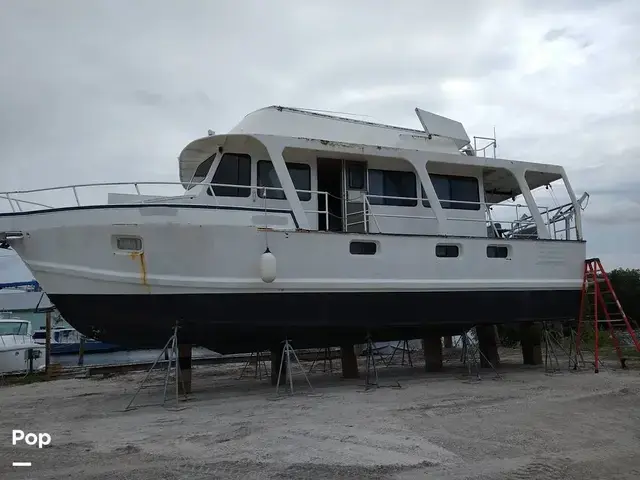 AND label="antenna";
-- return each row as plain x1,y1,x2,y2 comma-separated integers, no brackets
493,126,497,155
